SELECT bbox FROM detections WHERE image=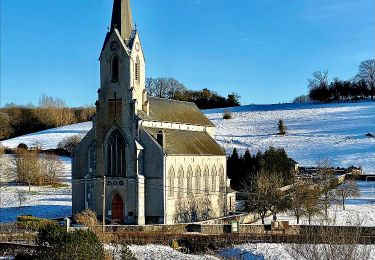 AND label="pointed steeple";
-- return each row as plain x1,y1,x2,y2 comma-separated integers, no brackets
111,0,133,41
